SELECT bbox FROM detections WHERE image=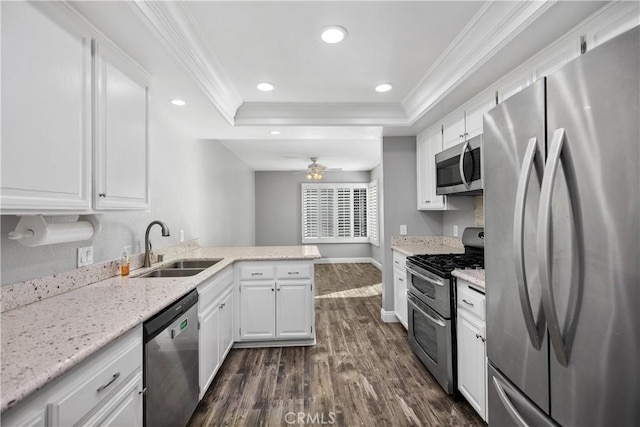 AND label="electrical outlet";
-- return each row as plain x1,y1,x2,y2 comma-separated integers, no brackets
77,246,94,268
453,225,459,237
179,229,185,242
400,225,407,235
